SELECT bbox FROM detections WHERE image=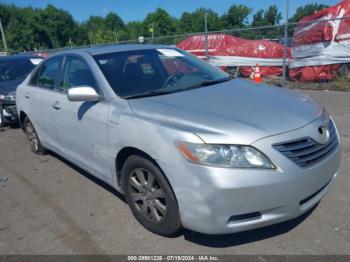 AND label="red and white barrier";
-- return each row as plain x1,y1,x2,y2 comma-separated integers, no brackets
177,33,290,77
290,0,350,81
